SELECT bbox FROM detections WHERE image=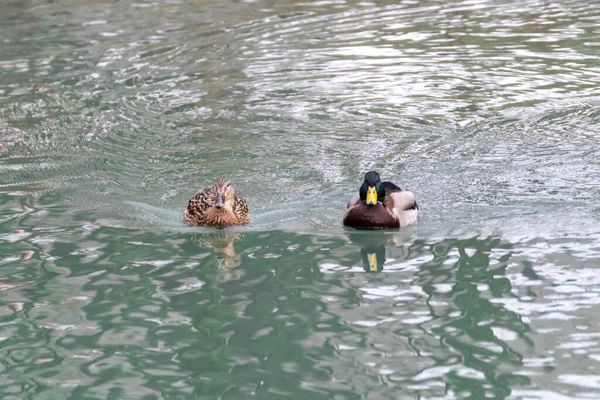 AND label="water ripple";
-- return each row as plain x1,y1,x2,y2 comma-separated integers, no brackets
2,0,600,398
